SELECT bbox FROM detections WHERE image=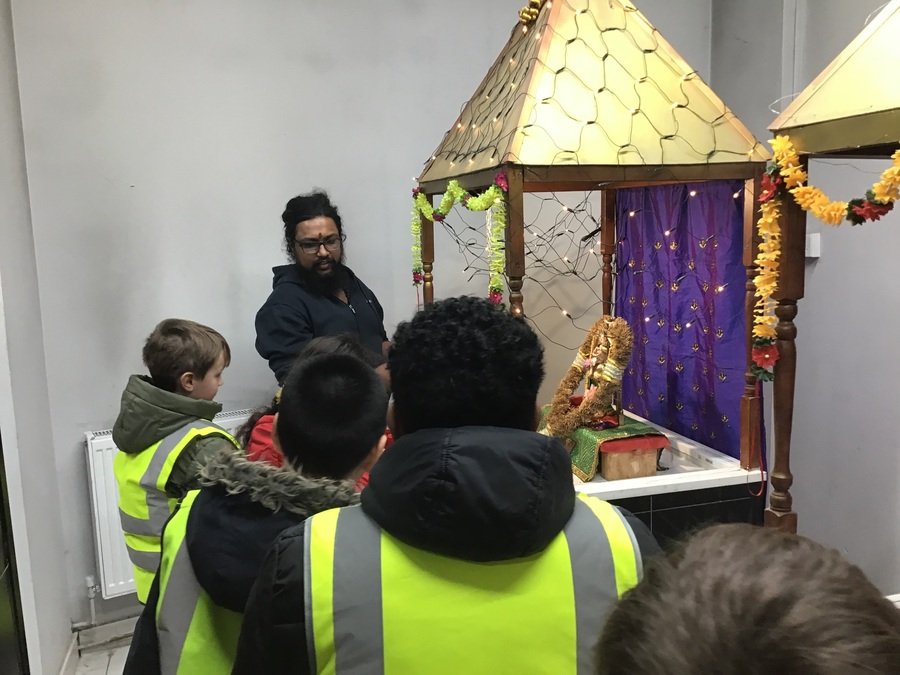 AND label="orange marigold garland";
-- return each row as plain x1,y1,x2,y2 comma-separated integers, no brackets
752,138,900,380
